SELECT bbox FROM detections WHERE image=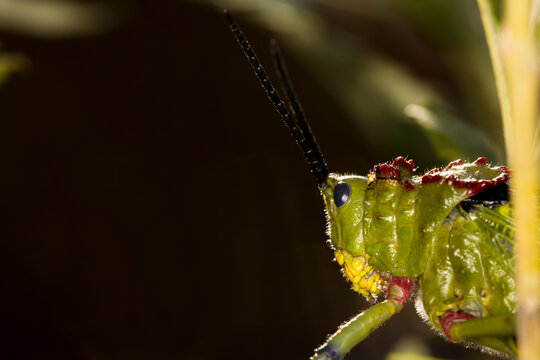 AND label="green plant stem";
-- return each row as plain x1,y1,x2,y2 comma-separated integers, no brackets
476,0,513,158
502,1,540,359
